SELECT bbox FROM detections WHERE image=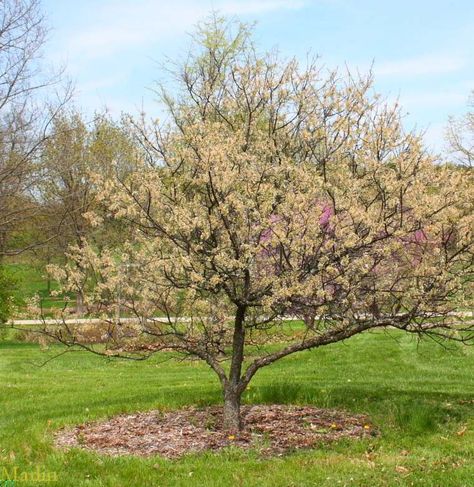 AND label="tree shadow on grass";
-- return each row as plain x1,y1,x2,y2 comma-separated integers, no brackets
244,382,473,436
